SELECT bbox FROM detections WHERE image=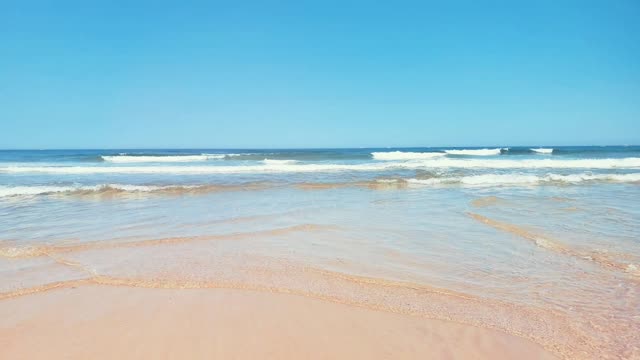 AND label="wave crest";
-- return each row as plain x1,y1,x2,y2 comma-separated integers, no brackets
444,148,503,156
0,184,272,198
371,151,445,160
262,159,299,165
1,172,638,198
101,154,229,163
531,148,554,154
